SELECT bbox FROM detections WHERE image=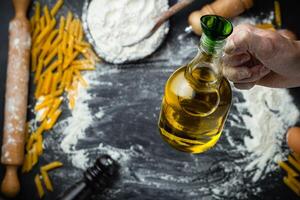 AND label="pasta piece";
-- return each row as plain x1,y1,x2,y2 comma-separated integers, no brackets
44,48,58,67
31,146,38,166
34,2,41,22
59,16,65,37
278,161,298,177
45,109,62,130
43,6,51,25
74,64,95,71
35,19,56,45
34,174,45,198
288,155,300,172
41,170,53,191
35,98,54,111
26,133,36,151
75,20,83,42
69,94,75,109
74,69,88,87
22,153,29,173
64,68,73,89
74,44,87,54
46,98,63,120
34,60,44,83
51,0,64,16
274,0,282,28
32,23,41,44
67,34,74,56
51,73,60,94
48,35,62,53
41,161,63,171
39,16,46,32
36,133,43,156
289,175,300,189
292,153,300,163
38,107,50,122
42,29,58,53
65,11,73,31
63,51,79,69
30,17,35,32
61,30,68,54
41,60,61,77
284,176,300,196
34,76,44,98
42,72,53,95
